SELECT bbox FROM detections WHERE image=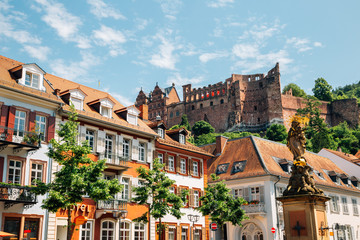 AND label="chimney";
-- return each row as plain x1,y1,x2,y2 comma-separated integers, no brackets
138,104,148,120
216,135,228,156
54,88,61,96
